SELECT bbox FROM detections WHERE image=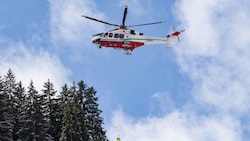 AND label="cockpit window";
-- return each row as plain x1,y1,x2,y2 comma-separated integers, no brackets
104,33,108,37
